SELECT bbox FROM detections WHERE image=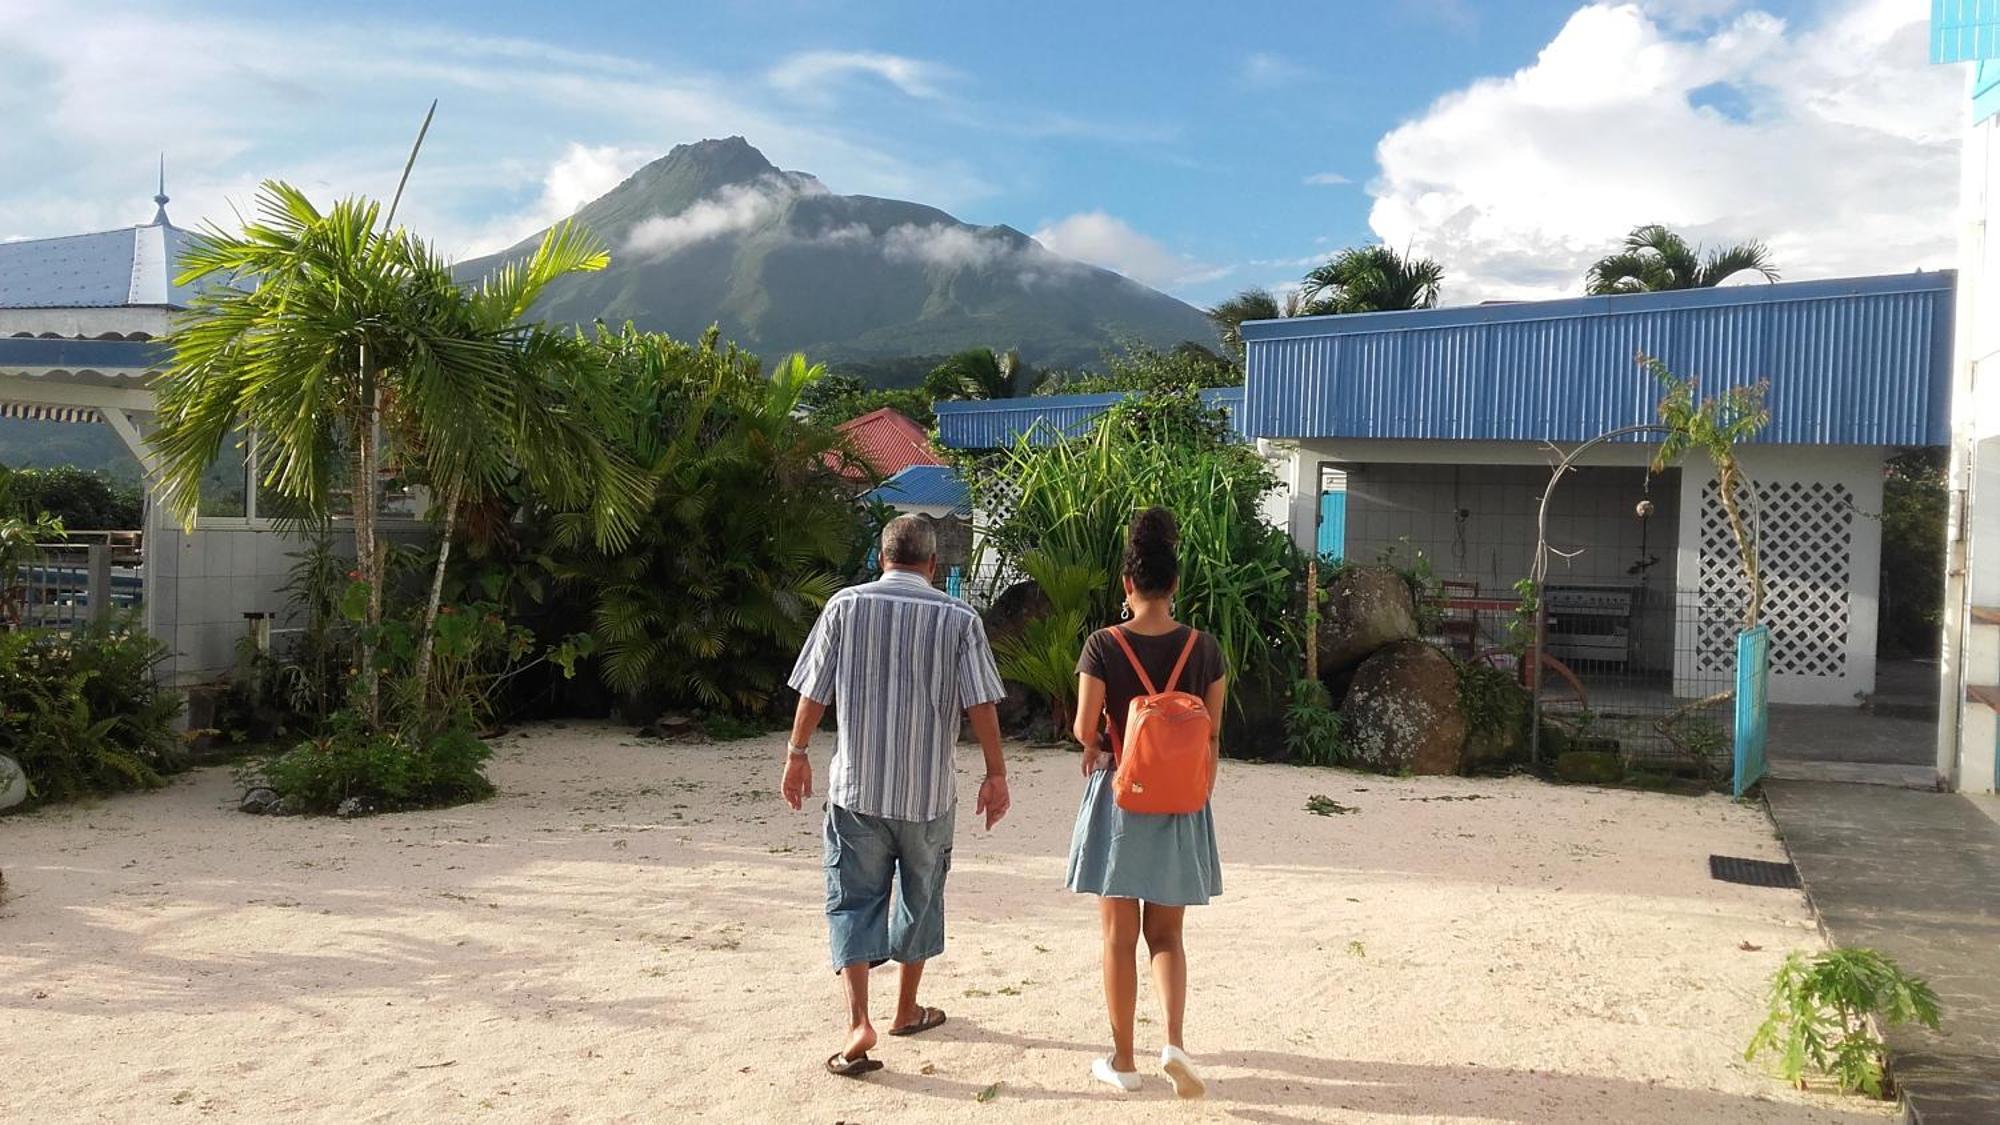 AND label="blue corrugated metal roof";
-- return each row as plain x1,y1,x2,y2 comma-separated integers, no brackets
935,386,1244,449
1239,272,1953,447
862,465,971,515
